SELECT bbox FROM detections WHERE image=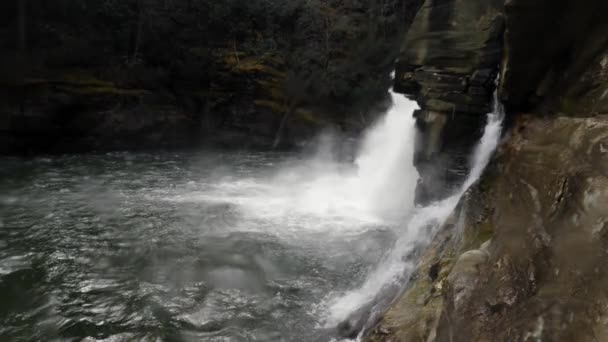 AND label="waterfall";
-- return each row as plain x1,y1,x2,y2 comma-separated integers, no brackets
171,82,504,340
324,91,505,339
464,94,505,189
353,90,420,217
